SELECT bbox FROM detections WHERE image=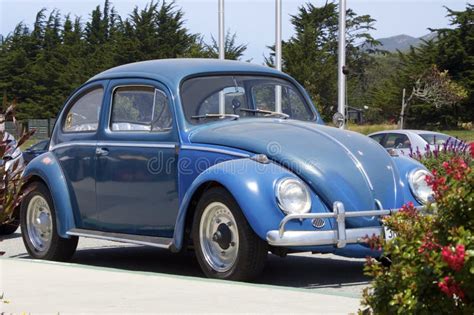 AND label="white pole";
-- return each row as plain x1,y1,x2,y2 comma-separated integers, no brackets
275,0,282,113
218,0,225,115
218,0,225,60
400,88,406,129
337,0,346,129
